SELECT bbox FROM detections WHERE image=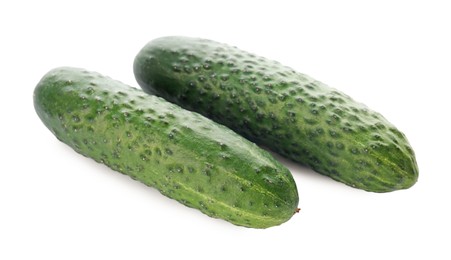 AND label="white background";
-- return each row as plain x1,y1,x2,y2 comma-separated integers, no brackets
1,1,450,259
